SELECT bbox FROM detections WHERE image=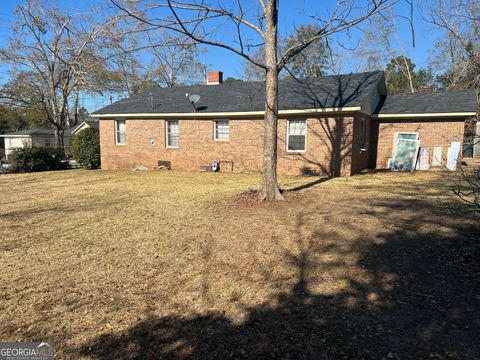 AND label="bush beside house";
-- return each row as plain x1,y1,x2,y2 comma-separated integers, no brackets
71,127,100,169
11,146,67,173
